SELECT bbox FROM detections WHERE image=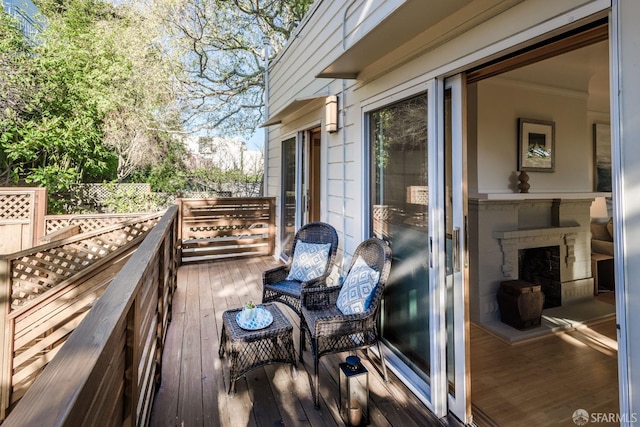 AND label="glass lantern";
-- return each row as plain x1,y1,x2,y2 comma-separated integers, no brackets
339,356,369,426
